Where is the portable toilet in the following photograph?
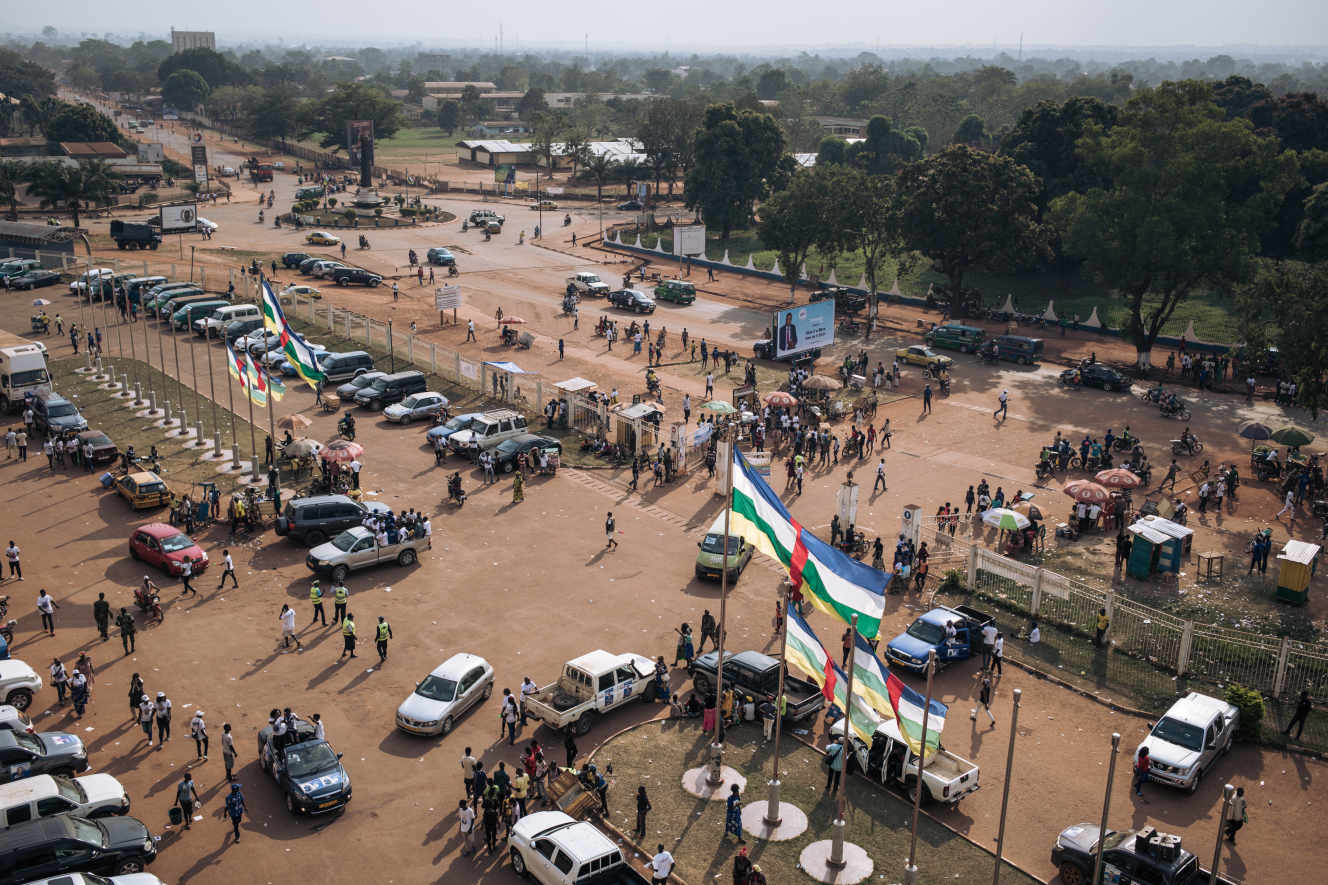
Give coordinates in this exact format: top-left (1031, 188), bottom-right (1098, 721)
top-left (1126, 522), bottom-right (1168, 579)
top-left (1276, 539), bottom-right (1321, 605)
top-left (1136, 515), bottom-right (1194, 572)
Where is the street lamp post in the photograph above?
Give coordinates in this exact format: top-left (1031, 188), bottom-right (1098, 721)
top-left (991, 688), bottom-right (1022, 885)
top-left (1211, 784), bottom-right (1235, 884)
top-left (1092, 734), bottom-right (1122, 885)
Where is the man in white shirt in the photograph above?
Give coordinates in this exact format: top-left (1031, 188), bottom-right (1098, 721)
top-left (519, 676), bottom-right (538, 726)
top-left (217, 549), bottom-right (238, 589)
top-left (650, 845), bottom-right (675, 884)
top-left (457, 798), bottom-right (477, 856)
top-left (421, 517), bottom-right (432, 538)
top-left (279, 603), bottom-right (301, 650)
top-left (179, 558), bottom-right (196, 597)
top-left (5, 541), bottom-right (21, 580)
top-left (980, 622), bottom-right (998, 669)
top-left (348, 458), bottom-right (362, 490)
top-left (36, 588), bottom-right (58, 635)
top-left (312, 713), bottom-right (325, 741)
top-left (992, 632), bottom-right (1005, 675)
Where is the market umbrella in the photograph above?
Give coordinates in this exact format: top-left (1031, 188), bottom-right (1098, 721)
top-left (277, 414), bottom-right (312, 431)
top-left (802, 375), bottom-right (843, 391)
top-left (320, 439), bottom-right (364, 462)
top-left (1010, 500), bottom-right (1045, 521)
top-left (284, 438), bottom-right (322, 458)
top-left (983, 507), bottom-right (1030, 531)
top-left (31, 298), bottom-right (51, 306)
top-left (1095, 468), bottom-right (1143, 489)
top-left (499, 316), bottom-right (527, 325)
top-left (702, 400), bottom-right (737, 414)
top-left (765, 391), bottom-right (798, 408)
top-left (1271, 426), bottom-right (1315, 448)
top-left (1237, 421), bottom-right (1272, 441)
top-left (1063, 479), bottom-right (1111, 504)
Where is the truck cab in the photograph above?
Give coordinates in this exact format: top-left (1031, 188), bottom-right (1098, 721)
top-left (1053, 823), bottom-right (1204, 885)
top-left (508, 811), bottom-right (649, 885)
top-left (885, 605), bottom-right (993, 673)
top-left (1136, 692), bottom-right (1238, 793)
top-left (523, 651), bottom-right (655, 735)
top-left (846, 717), bottom-right (980, 806)
top-left (0, 332), bottom-right (51, 413)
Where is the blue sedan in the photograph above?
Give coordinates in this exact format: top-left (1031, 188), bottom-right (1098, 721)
top-left (425, 412), bottom-right (483, 447)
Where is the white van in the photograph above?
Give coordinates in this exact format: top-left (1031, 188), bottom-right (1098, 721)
top-left (0, 773), bottom-right (130, 826)
top-left (196, 303), bottom-right (261, 338)
top-left (447, 409), bottom-right (530, 456)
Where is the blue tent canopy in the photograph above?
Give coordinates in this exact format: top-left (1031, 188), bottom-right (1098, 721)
top-left (483, 360), bottom-right (526, 374)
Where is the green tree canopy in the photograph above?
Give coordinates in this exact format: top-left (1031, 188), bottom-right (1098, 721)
top-left (243, 85), bottom-right (301, 143)
top-left (158, 48), bottom-right (247, 89)
top-left (816, 136), bottom-right (848, 166)
top-left (299, 83), bottom-right (403, 151)
top-left (1295, 182), bottom-right (1328, 261)
top-left (1000, 96), bottom-right (1118, 208)
top-left (897, 145), bottom-right (1046, 313)
top-left (685, 103), bottom-right (790, 241)
top-left (0, 49), bottom-right (56, 100)
top-left (848, 116), bottom-right (923, 174)
top-left (759, 164), bottom-right (840, 298)
top-left (26, 160), bottom-right (115, 229)
top-left (1237, 261), bottom-right (1328, 417)
top-left (437, 100), bottom-right (460, 134)
top-left (952, 114), bottom-right (987, 146)
top-left (516, 88), bottom-right (547, 120)
top-left (1050, 81), bottom-right (1300, 365)
top-left (43, 100), bottom-right (124, 146)
top-left (162, 69), bottom-right (210, 111)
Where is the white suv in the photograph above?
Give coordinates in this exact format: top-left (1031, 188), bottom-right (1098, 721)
top-left (566, 272), bottom-right (610, 297)
top-left (0, 661), bottom-right (43, 712)
top-left (0, 773), bottom-right (131, 826)
top-left (447, 410), bottom-right (529, 456)
top-left (1137, 692), bottom-right (1238, 793)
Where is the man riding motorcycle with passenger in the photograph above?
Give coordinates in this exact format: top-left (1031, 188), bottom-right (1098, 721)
top-left (338, 411), bottom-right (356, 441)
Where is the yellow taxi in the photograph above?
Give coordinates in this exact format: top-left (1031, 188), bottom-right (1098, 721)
top-left (530, 199), bottom-right (558, 210)
top-left (894, 344), bottom-right (954, 371)
top-left (305, 231), bottom-right (341, 246)
top-left (281, 284), bottom-right (322, 300)
top-left (115, 471), bottom-right (171, 510)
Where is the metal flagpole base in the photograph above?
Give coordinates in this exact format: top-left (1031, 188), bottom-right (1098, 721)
top-left (829, 818), bottom-right (846, 869)
top-left (706, 742), bottom-right (725, 786)
top-left (742, 783), bottom-right (807, 842)
top-left (798, 833), bottom-right (873, 884)
top-left (680, 762), bottom-right (745, 801)
top-left (763, 780), bottom-right (782, 826)
top-left (904, 864), bottom-right (919, 885)
top-left (213, 432), bottom-right (222, 457)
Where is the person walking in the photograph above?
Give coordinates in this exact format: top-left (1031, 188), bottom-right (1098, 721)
top-left (224, 782), bottom-right (247, 841)
top-left (216, 549), bottom-right (238, 589)
top-left (178, 558), bottom-right (196, 597)
top-left (190, 710), bottom-right (209, 760)
top-left (461, 747), bottom-right (479, 800)
top-left (457, 798), bottom-right (478, 856)
top-left (634, 785), bottom-right (651, 840)
top-left (137, 693), bottom-right (155, 746)
top-left (279, 604), bottom-right (302, 650)
top-left (605, 512), bottom-right (618, 550)
top-left (1224, 786), bottom-right (1247, 843)
top-left (155, 691), bottom-right (172, 744)
top-left (481, 784), bottom-right (501, 854)
top-left (15, 430), bottom-right (26, 462)
top-left (993, 389), bottom-right (1008, 420)
top-left (511, 766), bottom-right (530, 817)
top-left (922, 383), bottom-right (932, 414)
top-left (992, 632), bottom-right (1004, 675)
top-left (466, 319), bottom-right (476, 342)
top-left (50, 658), bottom-right (68, 704)
top-left (873, 458), bottom-right (887, 492)
top-left (1161, 459), bottom-right (1180, 492)
top-left (375, 615), bottom-right (393, 662)
top-left (1277, 488), bottom-right (1296, 521)
top-left (68, 669), bottom-right (89, 718)
top-left (175, 773), bottom-right (200, 831)
top-left (980, 620), bottom-right (997, 669)
top-left (116, 608), bottom-right (136, 654)
top-left (1285, 689), bottom-right (1313, 739)
top-left (502, 691), bottom-right (519, 745)
top-left (724, 783), bottom-right (745, 843)
top-left (310, 580), bottom-right (327, 626)
top-left (650, 844), bottom-right (674, 884)
top-left (36, 588), bottom-right (59, 635)
top-left (1132, 746), bottom-right (1151, 799)
top-left (339, 612), bottom-right (357, 660)
top-left (221, 723), bottom-right (237, 780)
top-left (92, 592), bottom-right (111, 641)
top-left (332, 580), bottom-right (349, 624)
top-left (824, 735), bottom-right (845, 794)
top-left (564, 731), bottom-right (578, 769)
top-left (975, 673), bottom-right (996, 726)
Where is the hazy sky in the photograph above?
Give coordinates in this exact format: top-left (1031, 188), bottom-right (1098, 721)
top-left (11, 0), bottom-right (1328, 51)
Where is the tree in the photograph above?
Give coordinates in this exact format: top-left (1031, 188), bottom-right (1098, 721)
top-left (897, 145), bottom-right (1046, 314)
top-left (848, 116), bottom-right (923, 175)
top-left (816, 136), bottom-right (848, 166)
top-left (437, 101), bottom-right (460, 135)
top-left (459, 85), bottom-right (485, 126)
top-left (638, 99), bottom-right (678, 201)
top-left (162, 69), bottom-right (210, 111)
top-left (1051, 82), bottom-right (1300, 367)
top-left (759, 166), bottom-right (838, 300)
top-left (0, 161), bottom-right (26, 221)
top-left (1296, 182), bottom-right (1328, 260)
top-left (685, 104), bottom-right (789, 241)
top-left (299, 83), bottom-right (403, 151)
top-left (756, 68), bottom-right (790, 101)
top-left (244, 85), bottom-right (300, 144)
top-left (0, 50), bottom-right (56, 100)
top-left (530, 112), bottom-right (563, 171)
top-left (1250, 93), bottom-right (1328, 153)
top-left (516, 88), bottom-right (548, 121)
top-left (581, 151), bottom-right (617, 238)
top-left (43, 101), bottom-right (124, 146)
top-left (1237, 261), bottom-right (1328, 417)
top-left (158, 48), bottom-right (247, 89)
top-left (837, 168), bottom-right (911, 335)
top-left (1000, 97), bottom-right (1119, 208)
top-left (952, 114), bottom-right (987, 146)
top-left (27, 160), bottom-right (115, 229)
top-left (1212, 75), bottom-right (1272, 120)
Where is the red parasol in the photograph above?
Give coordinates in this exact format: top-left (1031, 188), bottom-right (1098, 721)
top-left (320, 439), bottom-right (364, 462)
top-left (1062, 479), bottom-right (1111, 504)
top-left (765, 391), bottom-right (798, 407)
top-left (1095, 468), bottom-right (1143, 489)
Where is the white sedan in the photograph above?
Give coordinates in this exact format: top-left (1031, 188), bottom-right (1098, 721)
top-left (383, 392), bottom-right (449, 424)
top-left (395, 653), bottom-right (494, 736)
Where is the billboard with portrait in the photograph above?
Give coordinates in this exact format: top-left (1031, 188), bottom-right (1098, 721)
top-left (773, 300), bottom-right (834, 358)
top-left (160, 203), bottom-right (198, 233)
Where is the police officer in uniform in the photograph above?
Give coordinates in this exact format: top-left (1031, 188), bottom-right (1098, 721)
top-left (332, 581), bottom-right (349, 624)
top-left (339, 613), bottom-right (357, 660)
top-left (310, 580), bottom-right (326, 626)
top-left (375, 616), bottom-right (393, 662)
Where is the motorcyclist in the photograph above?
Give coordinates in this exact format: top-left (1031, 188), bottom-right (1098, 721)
top-left (563, 213), bottom-right (571, 226)
top-left (448, 472), bottom-right (465, 504)
top-left (1180, 427), bottom-right (1197, 453)
top-left (448, 264), bottom-right (459, 277)
top-left (338, 412), bottom-right (356, 439)
top-left (1104, 428), bottom-right (1115, 452)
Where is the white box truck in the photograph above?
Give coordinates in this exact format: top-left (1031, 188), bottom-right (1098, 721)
top-left (0, 331), bottom-right (52, 413)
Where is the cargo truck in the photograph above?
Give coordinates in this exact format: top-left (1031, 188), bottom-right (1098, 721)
top-left (0, 331), bottom-right (52, 413)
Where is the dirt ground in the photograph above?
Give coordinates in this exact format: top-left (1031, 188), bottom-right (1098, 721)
top-left (3, 112), bottom-right (1326, 885)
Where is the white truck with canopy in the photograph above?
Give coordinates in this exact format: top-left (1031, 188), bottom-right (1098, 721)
top-left (0, 331), bottom-right (51, 413)
top-left (522, 650), bottom-right (656, 735)
top-left (841, 716), bottom-right (980, 806)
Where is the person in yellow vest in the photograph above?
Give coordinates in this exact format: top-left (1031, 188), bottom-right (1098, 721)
top-left (338, 612), bottom-right (357, 660)
top-left (309, 580), bottom-right (326, 626)
top-left (1094, 608), bottom-right (1110, 648)
top-left (332, 581), bottom-right (349, 624)
top-left (510, 766), bottom-right (530, 817)
top-left (375, 616), bottom-right (393, 663)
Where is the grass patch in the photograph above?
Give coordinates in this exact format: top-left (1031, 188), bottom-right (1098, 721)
top-left (593, 721), bottom-right (1039, 885)
top-left (647, 230), bottom-right (1241, 343)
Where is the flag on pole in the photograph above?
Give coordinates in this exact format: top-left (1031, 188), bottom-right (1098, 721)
top-left (784, 607), bottom-right (837, 701)
top-left (851, 629), bottom-right (894, 718)
top-left (225, 341), bottom-right (249, 390)
top-left (729, 449), bottom-right (888, 637)
top-left (245, 357), bottom-right (268, 408)
top-left (827, 659), bottom-right (883, 744)
top-left (264, 367), bottom-right (286, 402)
top-left (260, 279), bottom-right (326, 388)
top-left (886, 671), bottom-right (948, 758)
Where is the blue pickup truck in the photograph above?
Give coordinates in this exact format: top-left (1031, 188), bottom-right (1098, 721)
top-left (885, 604), bottom-right (994, 674)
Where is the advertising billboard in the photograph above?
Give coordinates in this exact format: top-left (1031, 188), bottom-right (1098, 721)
top-left (773, 300), bottom-right (835, 359)
top-left (160, 203), bottom-right (198, 233)
top-left (190, 142), bottom-right (208, 185)
top-left (674, 224), bottom-right (706, 256)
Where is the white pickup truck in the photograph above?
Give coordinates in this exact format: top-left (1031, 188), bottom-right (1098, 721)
top-left (843, 717), bottom-right (980, 807)
top-left (509, 811), bottom-right (649, 885)
top-left (523, 650), bottom-right (656, 735)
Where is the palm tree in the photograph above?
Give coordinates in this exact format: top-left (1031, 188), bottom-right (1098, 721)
top-left (0, 161), bottom-right (26, 221)
top-left (581, 151), bottom-right (618, 242)
top-left (27, 160), bottom-right (115, 229)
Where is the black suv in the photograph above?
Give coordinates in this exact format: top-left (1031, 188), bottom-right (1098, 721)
top-left (608, 288), bottom-right (656, 314)
top-left (0, 731), bottom-right (89, 782)
top-left (1078, 363), bottom-right (1130, 393)
top-left (1052, 823), bottom-right (1201, 885)
top-left (275, 494), bottom-right (389, 546)
top-left (331, 267), bottom-right (383, 287)
top-left (282, 251), bottom-right (313, 268)
top-left (0, 815), bottom-right (158, 883)
top-left (809, 286), bottom-right (868, 314)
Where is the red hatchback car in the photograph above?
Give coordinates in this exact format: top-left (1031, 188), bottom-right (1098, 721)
top-left (128, 523), bottom-right (209, 577)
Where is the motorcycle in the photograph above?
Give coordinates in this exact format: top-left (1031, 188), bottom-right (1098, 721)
top-left (1160, 401), bottom-right (1192, 421)
top-left (1035, 458), bottom-right (1055, 482)
top-left (447, 473), bottom-right (467, 507)
top-left (563, 214), bottom-right (572, 227)
top-left (1111, 433), bottom-right (1140, 452)
top-left (448, 264), bottom-right (459, 277)
top-left (938, 376), bottom-right (951, 396)
top-left (1058, 369), bottom-right (1081, 387)
top-left (134, 586), bottom-right (163, 623)
top-left (484, 230), bottom-right (492, 242)
top-left (358, 235), bottom-right (370, 249)
top-left (337, 414), bottom-right (357, 441)
top-left (839, 529), bottom-right (868, 560)
top-left (1140, 386), bottom-right (1167, 404)
top-left (1171, 437), bottom-right (1204, 456)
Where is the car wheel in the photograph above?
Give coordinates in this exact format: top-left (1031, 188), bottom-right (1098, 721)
top-left (331, 565), bottom-right (349, 584)
top-left (1018, 356), bottom-right (1028, 365)
top-left (286, 793), bottom-right (296, 813)
top-left (575, 711), bottom-right (596, 736)
top-left (511, 847), bottom-right (529, 878)
top-left (337, 278), bottom-right (348, 286)
top-left (692, 674), bottom-right (713, 696)
top-left (482, 682), bottom-right (493, 700)
top-left (304, 530), bottom-right (327, 547)
top-left (5, 689), bottom-right (32, 711)
top-left (441, 716), bottom-right (454, 735)
top-left (130, 545), bottom-right (140, 560)
top-left (1058, 863), bottom-right (1086, 885)
top-left (397, 549), bottom-right (417, 567)
top-left (115, 858), bottom-right (146, 875)
top-left (502, 460), bottom-right (514, 474)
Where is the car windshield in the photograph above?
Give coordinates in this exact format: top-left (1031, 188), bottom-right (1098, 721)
top-left (138, 480), bottom-right (165, 493)
top-left (368, 377), bottom-right (389, 391)
top-left (86, 433), bottom-right (111, 446)
top-left (56, 775), bottom-right (86, 804)
top-left (160, 533), bottom-right (195, 553)
top-left (1152, 716), bottom-right (1205, 751)
top-left (47, 403), bottom-right (78, 418)
top-left (349, 375), bottom-right (377, 389)
top-left (442, 416), bottom-right (471, 432)
top-left (906, 620), bottom-right (946, 644)
top-left (401, 396), bottom-right (423, 408)
top-left (69, 816), bottom-right (108, 848)
top-left (701, 533), bottom-right (741, 555)
top-left (330, 531), bottom-right (361, 552)
top-left (14, 732), bottom-right (41, 753)
top-left (416, 675), bottom-right (458, 702)
top-left (496, 440), bottom-right (521, 455)
top-left (284, 742), bottom-right (338, 779)
top-left (11, 368), bottom-right (48, 386)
